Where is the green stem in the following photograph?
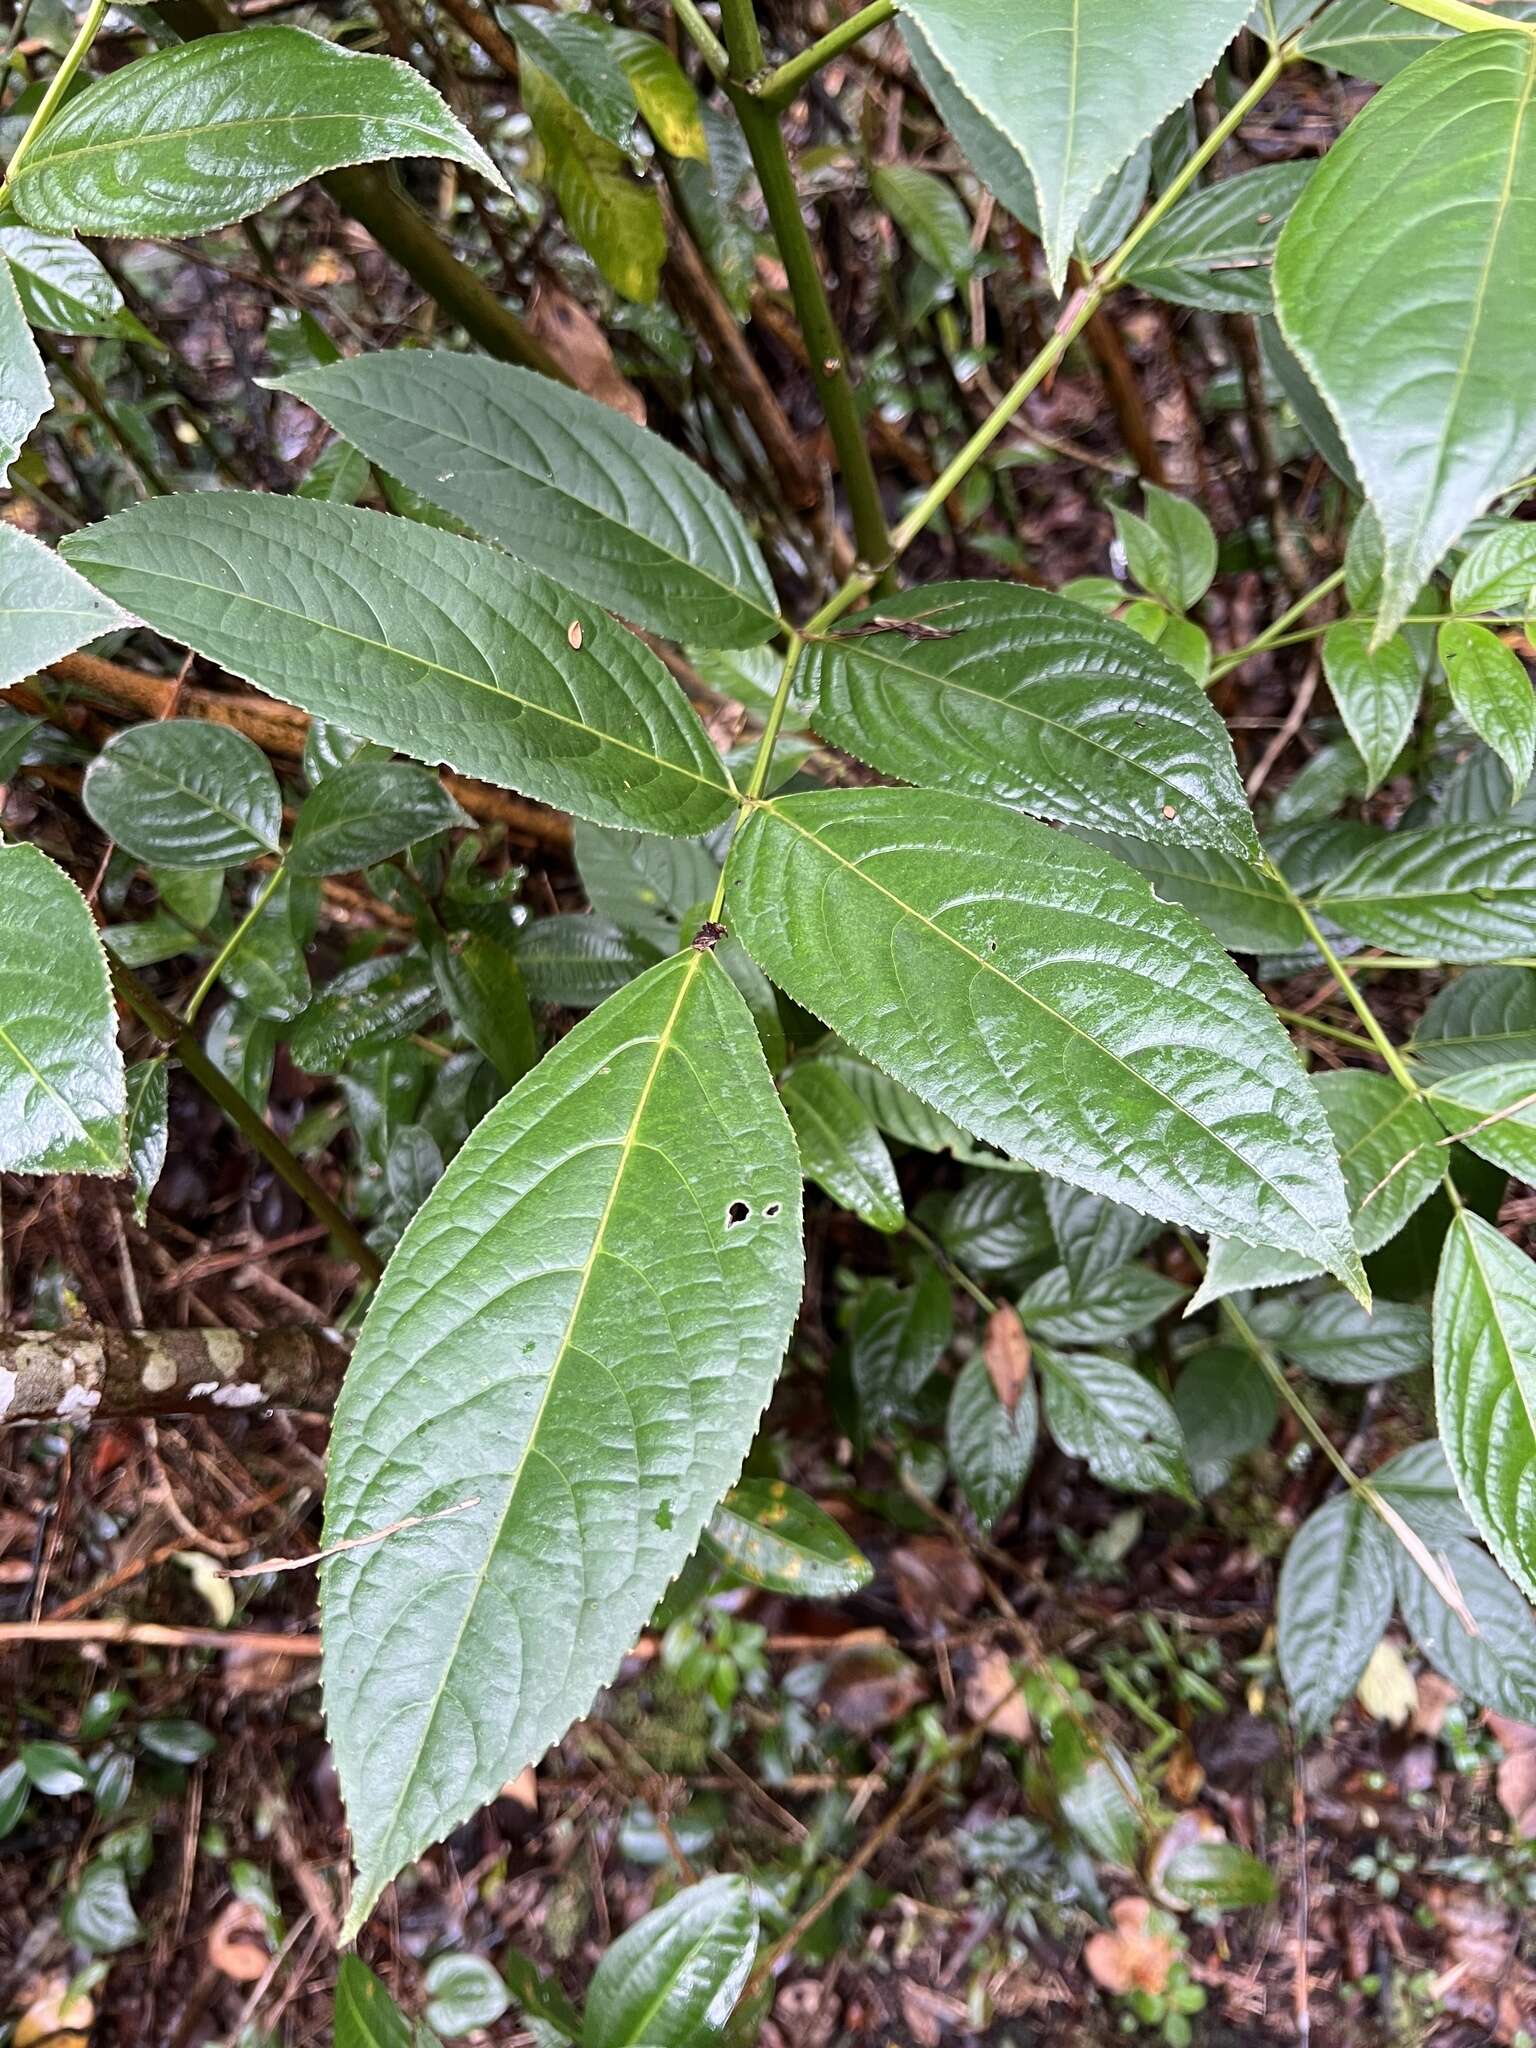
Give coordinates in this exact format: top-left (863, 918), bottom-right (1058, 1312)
top-left (1208, 567), bottom-right (1348, 681)
top-left (903, 1217), bottom-right (996, 1315)
top-left (718, 0), bottom-right (892, 569)
top-left (114, 962), bottom-right (383, 1283)
top-left (755, 0), bottom-right (897, 108)
top-left (1266, 862), bottom-right (1421, 1096)
top-left (670, 0), bottom-right (731, 79)
top-left (184, 860), bottom-right (287, 1025)
top-left (0, 0), bottom-right (108, 210)
top-left (1273, 1007), bottom-right (1379, 1054)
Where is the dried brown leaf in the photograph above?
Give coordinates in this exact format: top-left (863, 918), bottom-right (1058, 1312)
top-left (983, 1304), bottom-right (1031, 1415)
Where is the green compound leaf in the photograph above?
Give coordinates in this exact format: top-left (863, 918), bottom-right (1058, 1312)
top-left (727, 788), bottom-right (1362, 1294)
top-left (804, 584), bottom-right (1256, 860)
top-left (62, 495), bottom-right (735, 838)
top-left (1278, 1492), bottom-right (1395, 1738)
top-left (0, 522), bottom-right (128, 690)
top-left (0, 844), bottom-right (126, 1176)
top-left (1275, 31), bottom-right (1536, 638)
top-left (583, 1873), bottom-right (757, 2048)
top-left (1119, 161), bottom-right (1313, 313)
top-left (705, 1479), bottom-right (874, 1598)
top-left (947, 1354), bottom-right (1038, 1532)
top-left (1308, 826), bottom-right (1536, 962)
top-left (895, 0), bottom-right (1253, 292)
top-left (270, 352), bottom-right (780, 647)
top-left (321, 951), bottom-right (802, 1936)
top-left (1434, 1210), bottom-right (1536, 1601)
top-left (9, 27), bottom-right (502, 238)
top-left (83, 723), bottom-right (283, 871)
top-left (1439, 621), bottom-right (1536, 795)
top-left (781, 1062), bottom-right (904, 1234)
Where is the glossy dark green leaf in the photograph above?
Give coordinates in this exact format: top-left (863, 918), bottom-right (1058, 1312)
top-left (1398, 1534), bottom-right (1536, 1719)
top-left (728, 789), bottom-right (1361, 1292)
top-left (1277, 1493), bottom-right (1395, 1737)
top-left (1173, 1345), bottom-right (1278, 1495)
top-left (0, 844), bottom-right (125, 1175)
top-left (1451, 520), bottom-right (1536, 613)
top-left (1309, 826), bottom-right (1536, 962)
top-left (271, 353), bottom-right (780, 646)
top-left (0, 522), bottom-right (128, 690)
top-left (503, 5), bottom-right (636, 150)
top-left (1017, 1262), bottom-right (1187, 1346)
top-left (1041, 1178), bottom-right (1160, 1291)
top-left (1322, 622), bottom-right (1420, 794)
top-left (705, 1479), bottom-right (874, 1597)
top-left (947, 1354), bottom-right (1037, 1531)
top-left (782, 1063), bottom-right (903, 1233)
top-left (895, 0), bottom-right (1253, 290)
top-left (125, 1058), bottom-right (168, 1228)
top-left (1161, 1839), bottom-right (1276, 1910)
top-left (806, 585), bottom-right (1255, 859)
top-left (423, 1955), bottom-right (509, 2037)
top-left (430, 932), bottom-right (537, 1087)
top-left (575, 823), bottom-right (719, 949)
top-left (1080, 832), bottom-right (1307, 954)
top-left (289, 953), bottom-right (440, 1072)
top-left (517, 914), bottom-right (656, 1011)
top-left (1412, 966), bottom-right (1536, 1076)
top-left (322, 951), bottom-right (802, 1934)
top-left (21, 1740), bottom-right (90, 1795)
top-left (289, 760), bottom-right (468, 877)
top-left (583, 1873), bottom-right (756, 2048)
top-left (1434, 1211), bottom-right (1536, 1601)
top-left (10, 27), bottom-right (502, 237)
top-left (1440, 621), bottom-right (1536, 793)
top-left (0, 252), bottom-right (49, 480)
top-left (61, 1858), bottom-right (142, 1955)
top-left (871, 162), bottom-right (976, 283)
top-left (83, 723), bottom-right (282, 871)
top-left (1039, 1350), bottom-right (1191, 1498)
top-left (0, 1760), bottom-right (27, 1840)
top-left (816, 1052), bottom-right (1010, 1167)
top-left (1120, 162), bottom-right (1313, 312)
top-left (933, 1170), bottom-right (1053, 1273)
top-left (1048, 1721), bottom-right (1140, 1866)
top-left (0, 227), bottom-right (152, 339)
top-left (1275, 1292), bottom-right (1430, 1384)
top-left (851, 1261), bottom-right (952, 1424)
top-left (62, 496), bottom-right (736, 837)
top-left (1274, 31), bottom-right (1536, 637)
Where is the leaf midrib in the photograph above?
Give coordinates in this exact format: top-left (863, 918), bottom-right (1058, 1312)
top-left (0, 1016), bottom-right (119, 1169)
top-left (69, 545), bottom-right (732, 800)
top-left (20, 108), bottom-right (459, 186)
top-left (355, 949), bottom-right (704, 1895)
top-left (759, 802), bottom-right (1342, 1260)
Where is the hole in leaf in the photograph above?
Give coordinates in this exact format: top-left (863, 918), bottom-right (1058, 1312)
top-left (726, 1200), bottom-right (750, 1227)
top-left (764, 1202), bottom-right (782, 1219)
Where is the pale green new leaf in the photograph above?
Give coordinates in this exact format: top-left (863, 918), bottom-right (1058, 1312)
top-left (1278, 1493), bottom-right (1395, 1737)
top-left (61, 496), bottom-right (736, 837)
top-left (895, 0), bottom-right (1253, 290)
top-left (782, 1063), bottom-right (904, 1233)
top-left (1039, 1350), bottom-right (1191, 1498)
top-left (0, 845), bottom-right (125, 1175)
top-left (727, 789), bottom-right (1362, 1292)
top-left (0, 228), bottom-right (152, 340)
top-left (321, 951), bottom-right (802, 1934)
top-left (1453, 520), bottom-right (1536, 614)
top-left (0, 253), bottom-right (49, 481)
top-left (1439, 621), bottom-right (1536, 794)
top-left (1274, 31), bottom-right (1536, 638)
top-left (1119, 162), bottom-right (1313, 313)
top-left (583, 1874), bottom-right (756, 2047)
top-left (0, 523), bottom-right (127, 689)
top-left (1322, 621), bottom-right (1420, 794)
top-left (270, 352), bottom-right (780, 646)
top-left (609, 29), bottom-right (708, 162)
top-left (805, 584), bottom-right (1256, 859)
top-left (1309, 826), bottom-right (1536, 961)
top-left (83, 724), bottom-right (283, 871)
top-left (1398, 1534), bottom-right (1536, 1720)
top-left (1434, 1211), bottom-right (1536, 1602)
top-left (947, 1355), bottom-right (1037, 1533)
top-left (10, 27), bottom-right (501, 238)
top-left (1113, 486), bottom-right (1217, 615)
top-left (1428, 1058), bottom-right (1536, 1179)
